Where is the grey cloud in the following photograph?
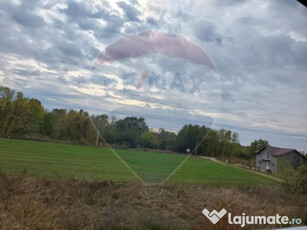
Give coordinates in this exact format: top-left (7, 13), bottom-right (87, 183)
top-left (0, 0), bottom-right (307, 150)
top-left (12, 9), bottom-right (44, 28)
top-left (215, 0), bottom-right (246, 6)
top-left (146, 16), bottom-right (157, 25)
top-left (292, 41), bottom-right (307, 66)
top-left (117, 1), bottom-right (141, 22)
top-left (221, 92), bottom-right (235, 103)
top-left (236, 16), bottom-right (263, 27)
top-left (97, 15), bottom-right (125, 39)
top-left (56, 42), bottom-right (83, 58)
top-left (74, 17), bottom-right (101, 31)
top-left (61, 1), bottom-right (106, 19)
top-left (4, 2), bottom-right (45, 28)
top-left (174, 10), bottom-right (192, 21)
top-left (194, 20), bottom-right (223, 45)
top-left (11, 69), bottom-right (41, 76)
top-left (111, 105), bottom-right (214, 132)
top-left (0, 2), bottom-right (102, 71)
top-left (61, 1), bottom-right (125, 39)
top-left (73, 75), bottom-right (117, 87)
top-left (62, 1), bottom-right (89, 17)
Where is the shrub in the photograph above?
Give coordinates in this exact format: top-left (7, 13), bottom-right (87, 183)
top-left (278, 161), bottom-right (307, 194)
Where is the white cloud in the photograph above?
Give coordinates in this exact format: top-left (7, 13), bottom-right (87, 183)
top-left (0, 0), bottom-right (306, 150)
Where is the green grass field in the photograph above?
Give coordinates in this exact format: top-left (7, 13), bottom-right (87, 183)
top-left (0, 138), bottom-right (277, 186)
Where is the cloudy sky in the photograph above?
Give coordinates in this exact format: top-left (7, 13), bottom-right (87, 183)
top-left (0, 0), bottom-right (306, 151)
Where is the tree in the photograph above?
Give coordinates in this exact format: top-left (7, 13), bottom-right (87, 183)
top-left (278, 161), bottom-right (307, 194)
top-left (0, 87), bottom-right (15, 136)
top-left (175, 124), bottom-right (208, 154)
top-left (203, 129), bottom-right (219, 157)
top-left (41, 112), bottom-right (53, 136)
top-left (25, 98), bottom-right (44, 134)
top-left (158, 128), bottom-right (176, 150)
top-left (0, 87), bottom-right (44, 137)
top-left (102, 116), bottom-right (116, 144)
top-left (91, 114), bottom-right (108, 145)
top-left (50, 109), bottom-right (67, 140)
top-left (141, 131), bottom-right (160, 148)
top-left (250, 139), bottom-right (269, 154)
top-left (115, 117), bottom-right (149, 148)
top-left (1, 86), bottom-right (269, 154)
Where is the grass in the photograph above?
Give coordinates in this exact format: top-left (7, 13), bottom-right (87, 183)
top-left (0, 138), bottom-right (136, 181)
top-left (168, 157), bottom-right (277, 186)
top-left (0, 173), bottom-right (306, 230)
top-left (116, 149), bottom-right (186, 183)
top-left (0, 138), bottom-right (277, 185)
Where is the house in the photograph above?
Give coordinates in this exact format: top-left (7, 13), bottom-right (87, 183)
top-left (255, 145), bottom-right (305, 173)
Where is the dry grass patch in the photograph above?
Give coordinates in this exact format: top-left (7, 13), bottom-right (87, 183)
top-left (0, 172), bottom-right (306, 230)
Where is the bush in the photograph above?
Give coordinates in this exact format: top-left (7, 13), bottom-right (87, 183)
top-left (120, 141), bottom-right (130, 149)
top-left (278, 162), bottom-right (307, 194)
top-left (297, 165), bottom-right (307, 193)
top-left (233, 151), bottom-right (253, 160)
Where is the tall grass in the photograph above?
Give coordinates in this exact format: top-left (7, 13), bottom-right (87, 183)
top-left (0, 172), bottom-right (306, 230)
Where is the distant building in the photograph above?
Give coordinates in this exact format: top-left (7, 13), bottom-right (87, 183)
top-left (255, 145), bottom-right (305, 173)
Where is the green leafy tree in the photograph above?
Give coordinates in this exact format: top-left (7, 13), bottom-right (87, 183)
top-left (158, 128), bottom-right (176, 150)
top-left (0, 87), bottom-right (15, 136)
top-left (41, 112), bottom-right (53, 136)
top-left (102, 116), bottom-right (116, 144)
top-left (175, 124), bottom-right (209, 154)
top-left (278, 161), bottom-right (307, 194)
top-left (250, 139), bottom-right (269, 154)
top-left (115, 117), bottom-right (149, 148)
top-left (0, 87), bottom-right (44, 137)
top-left (141, 131), bottom-right (160, 148)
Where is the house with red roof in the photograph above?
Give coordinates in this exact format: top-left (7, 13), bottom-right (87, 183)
top-left (255, 145), bottom-right (305, 173)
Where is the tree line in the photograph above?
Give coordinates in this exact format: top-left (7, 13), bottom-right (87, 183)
top-left (0, 86), bottom-right (268, 158)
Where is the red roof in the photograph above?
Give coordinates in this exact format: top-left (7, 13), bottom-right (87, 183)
top-left (256, 145), bottom-right (305, 157)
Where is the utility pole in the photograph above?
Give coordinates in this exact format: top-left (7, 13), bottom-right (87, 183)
top-left (96, 116), bottom-right (102, 146)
